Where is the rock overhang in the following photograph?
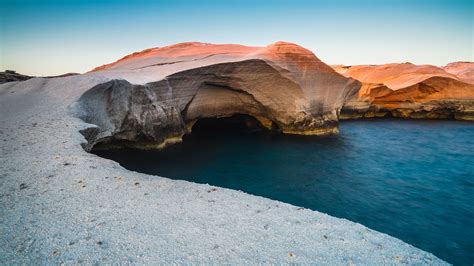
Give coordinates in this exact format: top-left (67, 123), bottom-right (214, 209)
top-left (76, 42), bottom-right (360, 149)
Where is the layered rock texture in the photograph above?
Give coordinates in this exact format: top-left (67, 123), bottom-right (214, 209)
top-left (78, 42), bottom-right (359, 149)
top-left (333, 62), bottom-right (474, 120)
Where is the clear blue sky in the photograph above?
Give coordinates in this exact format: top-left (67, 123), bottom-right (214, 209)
top-left (1, 0), bottom-right (472, 76)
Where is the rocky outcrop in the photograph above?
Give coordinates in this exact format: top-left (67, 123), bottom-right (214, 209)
top-left (332, 63), bottom-right (474, 120)
top-left (0, 70), bottom-right (33, 84)
top-left (0, 71), bottom-right (79, 84)
top-left (443, 62), bottom-right (474, 84)
top-left (77, 42), bottom-right (359, 150)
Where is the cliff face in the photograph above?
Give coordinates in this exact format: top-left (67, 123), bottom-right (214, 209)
top-left (78, 42), bottom-right (359, 149)
top-left (332, 63), bottom-right (474, 120)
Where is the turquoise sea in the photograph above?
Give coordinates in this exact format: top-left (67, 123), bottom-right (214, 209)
top-left (94, 119), bottom-right (474, 265)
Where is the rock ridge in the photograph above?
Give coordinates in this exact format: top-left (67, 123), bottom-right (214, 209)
top-left (332, 63), bottom-right (474, 120)
top-left (77, 42), bottom-right (360, 149)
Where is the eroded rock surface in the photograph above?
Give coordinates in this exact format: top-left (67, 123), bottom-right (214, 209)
top-left (332, 63), bottom-right (474, 120)
top-left (77, 42), bottom-right (359, 149)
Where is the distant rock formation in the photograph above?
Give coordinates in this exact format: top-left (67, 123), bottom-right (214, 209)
top-left (0, 70), bottom-right (33, 84)
top-left (0, 70), bottom-right (80, 84)
top-left (443, 62), bottom-right (474, 84)
top-left (78, 42), bottom-right (360, 149)
top-left (332, 63), bottom-right (474, 120)
top-left (44, 73), bottom-right (80, 79)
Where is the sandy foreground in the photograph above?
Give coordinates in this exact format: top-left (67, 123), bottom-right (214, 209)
top-left (0, 75), bottom-right (446, 264)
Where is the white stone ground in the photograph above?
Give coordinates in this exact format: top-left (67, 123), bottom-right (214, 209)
top-left (0, 75), bottom-right (447, 264)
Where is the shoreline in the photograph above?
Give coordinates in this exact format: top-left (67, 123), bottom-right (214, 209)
top-left (0, 76), bottom-right (448, 264)
top-left (339, 115), bottom-right (474, 122)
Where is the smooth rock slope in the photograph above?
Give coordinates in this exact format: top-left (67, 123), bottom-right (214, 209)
top-left (332, 63), bottom-right (474, 120)
top-left (0, 42), bottom-right (446, 264)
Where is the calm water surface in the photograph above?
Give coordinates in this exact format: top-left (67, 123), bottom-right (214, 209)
top-left (94, 120), bottom-right (474, 265)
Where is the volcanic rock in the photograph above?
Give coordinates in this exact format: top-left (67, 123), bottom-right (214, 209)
top-left (333, 63), bottom-right (474, 120)
top-left (443, 62), bottom-right (474, 84)
top-left (78, 42), bottom-right (359, 149)
top-left (0, 42), bottom-right (449, 264)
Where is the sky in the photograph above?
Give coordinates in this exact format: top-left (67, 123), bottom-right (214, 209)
top-left (0, 0), bottom-right (472, 76)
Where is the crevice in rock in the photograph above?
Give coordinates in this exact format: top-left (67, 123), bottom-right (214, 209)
top-left (135, 53), bottom-right (234, 70)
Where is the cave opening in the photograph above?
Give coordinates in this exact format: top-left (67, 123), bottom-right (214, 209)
top-left (88, 114), bottom-right (279, 152)
top-left (184, 114), bottom-right (277, 141)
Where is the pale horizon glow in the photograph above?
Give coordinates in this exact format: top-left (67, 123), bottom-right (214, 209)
top-left (1, 0), bottom-right (473, 76)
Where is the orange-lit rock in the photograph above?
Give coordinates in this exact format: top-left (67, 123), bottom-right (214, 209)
top-left (443, 61), bottom-right (474, 84)
top-left (79, 42), bottom-right (359, 149)
top-left (332, 63), bottom-right (474, 120)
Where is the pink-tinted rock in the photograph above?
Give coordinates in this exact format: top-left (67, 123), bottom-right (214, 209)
top-left (79, 42), bottom-right (359, 149)
top-left (443, 61), bottom-right (474, 84)
top-left (332, 63), bottom-right (474, 120)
